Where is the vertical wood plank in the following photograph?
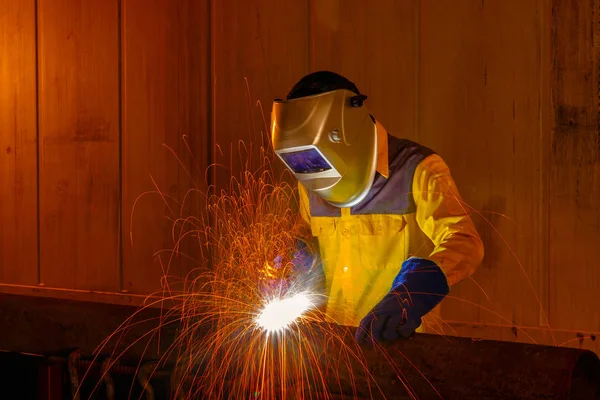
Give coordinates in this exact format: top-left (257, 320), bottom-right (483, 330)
top-left (420, 0), bottom-right (547, 328)
top-left (38, 0), bottom-right (120, 290)
top-left (122, 0), bottom-right (210, 294)
top-left (176, 0), bottom-right (211, 285)
top-left (211, 0), bottom-right (309, 190)
top-left (538, 0), bottom-right (552, 330)
top-left (309, 0), bottom-right (419, 140)
top-left (549, 0), bottom-right (600, 332)
top-left (0, 0), bottom-right (38, 285)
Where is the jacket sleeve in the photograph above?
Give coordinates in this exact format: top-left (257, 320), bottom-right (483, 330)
top-left (412, 154), bottom-right (484, 287)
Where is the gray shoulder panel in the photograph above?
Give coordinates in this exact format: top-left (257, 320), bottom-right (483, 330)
top-left (308, 134), bottom-right (436, 217)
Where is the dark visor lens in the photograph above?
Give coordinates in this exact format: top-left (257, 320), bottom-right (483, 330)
top-left (279, 148), bottom-right (332, 174)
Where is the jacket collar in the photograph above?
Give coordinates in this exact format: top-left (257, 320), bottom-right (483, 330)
top-left (375, 120), bottom-right (389, 179)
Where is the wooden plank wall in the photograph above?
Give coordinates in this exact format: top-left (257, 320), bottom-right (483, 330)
top-left (38, 0), bottom-right (121, 291)
top-left (0, 0), bottom-right (599, 353)
top-left (0, 0), bottom-right (38, 285)
top-left (121, 0), bottom-right (209, 295)
top-left (211, 0), bottom-right (308, 191)
top-left (418, 0), bottom-right (546, 342)
top-left (0, 0), bottom-right (210, 303)
top-left (309, 0), bottom-right (419, 141)
top-left (419, 0), bottom-right (549, 334)
top-left (549, 0), bottom-right (600, 339)
top-left (416, 0), bottom-right (599, 353)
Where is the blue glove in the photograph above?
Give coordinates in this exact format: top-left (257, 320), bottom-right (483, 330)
top-left (261, 240), bottom-right (316, 297)
top-left (288, 240), bottom-right (315, 276)
top-left (355, 257), bottom-right (450, 344)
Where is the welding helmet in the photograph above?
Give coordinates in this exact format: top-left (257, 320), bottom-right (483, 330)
top-left (270, 71), bottom-right (377, 208)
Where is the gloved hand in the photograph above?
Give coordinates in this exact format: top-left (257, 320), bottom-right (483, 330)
top-left (260, 240), bottom-right (316, 297)
top-left (355, 257), bottom-right (450, 344)
top-left (288, 240), bottom-right (315, 276)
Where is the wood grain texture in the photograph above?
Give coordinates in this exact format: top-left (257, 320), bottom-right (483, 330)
top-left (175, 0), bottom-right (211, 288)
top-left (549, 0), bottom-right (600, 332)
top-left (211, 0), bottom-right (309, 191)
top-left (309, 0), bottom-right (419, 140)
top-left (38, 0), bottom-right (120, 290)
top-left (420, 0), bottom-right (547, 328)
top-left (444, 322), bottom-right (600, 358)
top-left (0, 0), bottom-right (38, 284)
top-left (122, 0), bottom-right (210, 294)
top-left (1, 1), bottom-right (599, 350)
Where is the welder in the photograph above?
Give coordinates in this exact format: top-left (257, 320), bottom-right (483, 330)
top-left (269, 71), bottom-right (484, 344)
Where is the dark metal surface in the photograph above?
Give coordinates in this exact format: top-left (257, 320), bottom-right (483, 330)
top-left (0, 292), bottom-right (177, 363)
top-left (309, 323), bottom-right (600, 400)
top-left (1, 293), bottom-right (599, 399)
top-left (0, 293), bottom-right (176, 398)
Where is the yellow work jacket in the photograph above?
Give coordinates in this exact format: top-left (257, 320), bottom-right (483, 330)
top-left (298, 123), bottom-right (484, 327)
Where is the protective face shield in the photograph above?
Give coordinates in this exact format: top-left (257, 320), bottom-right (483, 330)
top-left (270, 89), bottom-right (377, 208)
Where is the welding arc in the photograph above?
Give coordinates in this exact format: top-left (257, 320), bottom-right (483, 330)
top-left (256, 292), bottom-right (314, 334)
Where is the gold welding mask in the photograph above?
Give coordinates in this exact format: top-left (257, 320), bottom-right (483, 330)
top-left (271, 89), bottom-right (377, 208)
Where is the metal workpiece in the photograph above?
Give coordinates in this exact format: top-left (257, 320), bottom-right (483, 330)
top-left (306, 323), bottom-right (600, 400)
top-left (2, 293), bottom-right (599, 399)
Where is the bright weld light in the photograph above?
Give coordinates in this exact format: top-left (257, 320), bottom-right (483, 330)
top-left (256, 292), bottom-right (313, 333)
